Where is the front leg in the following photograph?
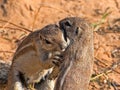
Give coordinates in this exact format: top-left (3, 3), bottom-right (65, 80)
top-left (52, 52), bottom-right (63, 67)
top-left (48, 66), bottom-right (60, 80)
top-left (41, 52), bottom-right (63, 69)
top-left (48, 54), bottom-right (63, 80)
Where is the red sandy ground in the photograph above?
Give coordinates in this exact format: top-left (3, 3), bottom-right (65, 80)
top-left (0, 0), bottom-right (120, 90)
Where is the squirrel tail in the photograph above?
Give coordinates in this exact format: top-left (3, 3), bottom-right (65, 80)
top-left (0, 60), bottom-right (11, 89)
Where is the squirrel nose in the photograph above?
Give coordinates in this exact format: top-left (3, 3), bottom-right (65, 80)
top-left (60, 45), bottom-right (67, 51)
top-left (61, 38), bottom-right (70, 51)
top-left (60, 37), bottom-right (70, 51)
top-left (60, 42), bottom-right (69, 52)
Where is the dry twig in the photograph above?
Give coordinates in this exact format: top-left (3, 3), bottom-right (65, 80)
top-left (91, 60), bottom-right (120, 81)
top-left (0, 19), bottom-right (32, 33)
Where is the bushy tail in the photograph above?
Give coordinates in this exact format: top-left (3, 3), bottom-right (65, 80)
top-left (0, 60), bottom-right (11, 89)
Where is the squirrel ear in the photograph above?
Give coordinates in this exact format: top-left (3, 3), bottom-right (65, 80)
top-left (64, 20), bottom-right (72, 27)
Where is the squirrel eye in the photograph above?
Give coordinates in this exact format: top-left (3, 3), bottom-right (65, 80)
top-left (75, 27), bottom-right (79, 35)
top-left (45, 39), bottom-right (51, 44)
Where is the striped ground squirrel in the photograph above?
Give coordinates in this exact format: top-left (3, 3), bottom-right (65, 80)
top-left (54, 17), bottom-right (93, 90)
top-left (7, 24), bottom-right (70, 90)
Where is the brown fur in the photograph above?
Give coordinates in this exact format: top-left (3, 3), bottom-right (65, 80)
top-left (7, 24), bottom-right (69, 90)
top-left (54, 17), bottom-right (94, 90)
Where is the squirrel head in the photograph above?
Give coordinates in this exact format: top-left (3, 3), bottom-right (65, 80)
top-left (39, 24), bottom-right (70, 52)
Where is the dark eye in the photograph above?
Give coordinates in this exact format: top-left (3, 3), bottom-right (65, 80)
top-left (45, 39), bottom-right (51, 44)
top-left (75, 27), bottom-right (79, 35)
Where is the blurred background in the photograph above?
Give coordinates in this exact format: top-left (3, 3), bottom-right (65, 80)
top-left (0, 0), bottom-right (120, 90)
